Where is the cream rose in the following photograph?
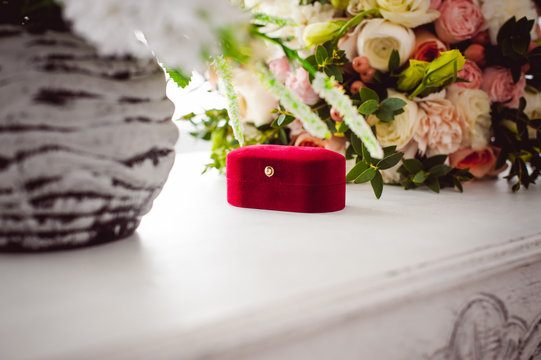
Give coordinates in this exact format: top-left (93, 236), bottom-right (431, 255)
top-left (446, 87), bottom-right (492, 149)
top-left (414, 91), bottom-right (468, 156)
top-left (377, 0), bottom-right (440, 29)
top-left (347, 0), bottom-right (378, 16)
top-left (233, 68), bottom-right (278, 127)
top-left (367, 91), bottom-right (420, 150)
top-left (356, 19), bottom-right (416, 71)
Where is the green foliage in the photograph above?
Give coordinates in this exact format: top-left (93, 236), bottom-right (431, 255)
top-left (165, 68), bottom-right (192, 88)
top-left (181, 108), bottom-right (292, 173)
top-left (346, 139), bottom-right (404, 199)
top-left (357, 87), bottom-right (406, 122)
top-left (305, 41), bottom-right (347, 82)
top-left (397, 155), bottom-right (473, 193)
top-left (494, 16), bottom-right (535, 82)
top-left (491, 98), bottom-right (541, 191)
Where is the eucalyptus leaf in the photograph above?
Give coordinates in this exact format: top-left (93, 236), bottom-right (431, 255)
top-left (371, 170), bottom-right (384, 199)
top-left (412, 170), bottom-right (427, 184)
top-left (359, 99), bottom-right (379, 115)
top-left (346, 161), bottom-right (369, 182)
top-left (377, 152), bottom-right (403, 170)
top-left (380, 97), bottom-right (407, 112)
top-left (388, 50), bottom-right (400, 73)
top-left (426, 178), bottom-right (441, 193)
top-left (428, 164), bottom-right (451, 177)
top-left (316, 45), bottom-right (329, 64)
top-left (360, 87), bottom-right (379, 103)
top-left (350, 133), bottom-right (363, 155)
top-left (355, 166), bottom-right (377, 183)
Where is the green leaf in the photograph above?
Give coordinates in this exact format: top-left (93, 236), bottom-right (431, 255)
top-left (359, 99), bottom-right (379, 115)
top-left (355, 166), bottom-right (377, 183)
top-left (166, 67), bottom-right (191, 88)
top-left (412, 170), bottom-right (427, 184)
top-left (428, 164), bottom-right (451, 177)
top-left (377, 152), bottom-right (403, 170)
top-left (316, 45), bottom-right (329, 64)
top-left (423, 155), bottom-right (447, 169)
top-left (361, 142), bottom-right (372, 163)
top-left (350, 133), bottom-right (363, 155)
top-left (272, 114), bottom-right (286, 128)
top-left (383, 146), bottom-right (397, 157)
top-left (346, 161), bottom-right (369, 182)
top-left (375, 107), bottom-right (394, 122)
top-left (426, 178), bottom-right (441, 193)
top-left (279, 128), bottom-right (288, 145)
top-left (371, 171), bottom-right (384, 199)
top-left (388, 50), bottom-right (400, 73)
top-left (380, 97), bottom-right (407, 112)
top-left (325, 65), bottom-right (343, 82)
top-left (360, 87), bottom-right (380, 103)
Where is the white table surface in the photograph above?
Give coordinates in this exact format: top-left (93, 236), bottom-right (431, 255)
top-left (1, 151), bottom-right (540, 360)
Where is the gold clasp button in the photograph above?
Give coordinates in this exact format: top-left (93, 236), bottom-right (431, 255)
top-left (264, 166), bottom-right (274, 177)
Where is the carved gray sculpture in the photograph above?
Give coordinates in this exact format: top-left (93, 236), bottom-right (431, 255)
top-left (431, 293), bottom-right (541, 360)
top-left (0, 25), bottom-right (178, 250)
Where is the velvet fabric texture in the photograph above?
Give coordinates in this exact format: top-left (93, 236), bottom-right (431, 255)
top-left (227, 145), bottom-right (346, 213)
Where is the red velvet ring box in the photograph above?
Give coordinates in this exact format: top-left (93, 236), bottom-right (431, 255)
top-left (226, 145), bottom-right (346, 213)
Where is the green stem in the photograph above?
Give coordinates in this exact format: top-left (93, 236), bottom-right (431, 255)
top-left (332, 8), bottom-right (380, 47)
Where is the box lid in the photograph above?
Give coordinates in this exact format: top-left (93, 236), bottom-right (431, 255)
top-left (226, 145), bottom-right (345, 186)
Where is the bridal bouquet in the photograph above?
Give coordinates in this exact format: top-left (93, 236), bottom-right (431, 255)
top-left (181, 0), bottom-right (541, 198)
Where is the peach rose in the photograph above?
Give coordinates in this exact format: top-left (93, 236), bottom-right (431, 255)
top-left (294, 132), bottom-right (325, 148)
top-left (412, 29), bottom-right (448, 62)
top-left (269, 56), bottom-right (291, 83)
top-left (454, 60), bottom-right (483, 89)
top-left (414, 92), bottom-right (468, 156)
top-left (285, 67), bottom-right (319, 106)
top-left (449, 147), bottom-right (505, 178)
top-left (480, 67), bottom-right (526, 108)
top-left (434, 0), bottom-right (485, 44)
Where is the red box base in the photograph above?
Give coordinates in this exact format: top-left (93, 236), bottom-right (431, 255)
top-left (226, 145), bottom-right (346, 213)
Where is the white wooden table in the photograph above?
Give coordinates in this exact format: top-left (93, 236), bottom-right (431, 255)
top-left (1, 151), bottom-right (541, 360)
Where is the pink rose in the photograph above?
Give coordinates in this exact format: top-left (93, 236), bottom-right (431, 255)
top-left (430, 0), bottom-right (442, 10)
top-left (449, 147), bottom-right (505, 178)
top-left (434, 0), bottom-right (485, 44)
top-left (285, 67), bottom-right (320, 106)
top-left (412, 29), bottom-right (448, 62)
top-left (414, 94), bottom-right (468, 156)
top-left (268, 57), bottom-right (291, 83)
top-left (480, 67), bottom-right (526, 108)
top-left (453, 60), bottom-right (482, 89)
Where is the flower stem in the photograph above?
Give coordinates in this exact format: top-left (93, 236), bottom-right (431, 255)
top-left (312, 72), bottom-right (383, 158)
top-left (257, 64), bottom-right (330, 139)
top-left (213, 55), bottom-right (245, 146)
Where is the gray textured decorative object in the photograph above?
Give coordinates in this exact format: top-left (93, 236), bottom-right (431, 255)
top-left (0, 25), bottom-right (178, 251)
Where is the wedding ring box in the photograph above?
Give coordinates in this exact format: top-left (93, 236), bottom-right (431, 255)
top-left (226, 145), bottom-right (346, 213)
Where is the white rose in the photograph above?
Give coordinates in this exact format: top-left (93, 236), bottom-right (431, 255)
top-left (232, 68), bottom-right (278, 127)
top-left (446, 87), bottom-right (492, 150)
top-left (367, 91), bottom-right (420, 150)
top-left (248, 0), bottom-right (335, 53)
top-left (347, 0), bottom-right (378, 16)
top-left (356, 19), bottom-right (416, 71)
top-left (479, 0), bottom-right (538, 44)
top-left (377, 0), bottom-right (440, 29)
